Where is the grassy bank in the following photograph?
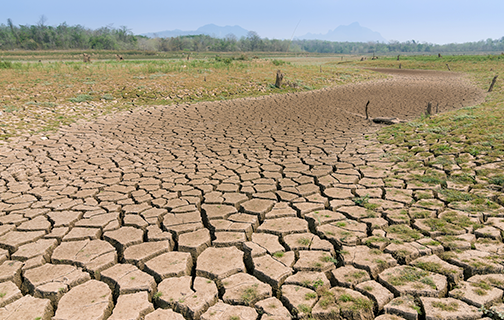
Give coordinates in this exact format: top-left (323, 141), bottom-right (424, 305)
top-left (350, 55), bottom-right (504, 210)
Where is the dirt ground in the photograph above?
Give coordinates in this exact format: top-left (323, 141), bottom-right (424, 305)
top-left (0, 69), bottom-right (500, 320)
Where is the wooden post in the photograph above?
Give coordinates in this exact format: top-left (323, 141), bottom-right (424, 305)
top-left (488, 75), bottom-right (498, 92)
top-left (275, 70), bottom-right (283, 88)
top-left (397, 55), bottom-right (400, 61)
top-left (365, 100), bottom-right (370, 120)
top-left (399, 63), bottom-right (402, 69)
top-left (204, 76), bottom-right (206, 82)
top-left (446, 64), bottom-right (451, 71)
top-left (426, 102), bottom-right (432, 116)
top-left (187, 52), bottom-right (190, 61)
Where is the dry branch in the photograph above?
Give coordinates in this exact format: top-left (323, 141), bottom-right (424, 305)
top-left (372, 117), bottom-right (406, 125)
top-left (488, 75), bottom-right (498, 92)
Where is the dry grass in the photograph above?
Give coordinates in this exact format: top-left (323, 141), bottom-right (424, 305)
top-left (0, 53), bottom-right (384, 140)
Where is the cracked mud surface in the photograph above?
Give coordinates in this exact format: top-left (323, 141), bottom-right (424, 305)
top-left (0, 69), bottom-right (501, 319)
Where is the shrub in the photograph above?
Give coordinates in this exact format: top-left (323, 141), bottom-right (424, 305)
top-left (69, 94), bottom-right (93, 103)
top-left (272, 59), bottom-right (287, 66)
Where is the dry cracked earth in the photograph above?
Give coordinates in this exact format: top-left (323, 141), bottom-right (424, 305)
top-left (0, 69), bottom-right (502, 320)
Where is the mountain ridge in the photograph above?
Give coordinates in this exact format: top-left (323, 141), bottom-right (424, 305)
top-left (297, 22), bottom-right (387, 42)
top-left (143, 22), bottom-right (387, 43)
top-left (143, 24), bottom-right (249, 39)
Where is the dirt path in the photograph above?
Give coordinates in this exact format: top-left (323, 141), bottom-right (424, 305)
top-left (0, 70), bottom-right (498, 320)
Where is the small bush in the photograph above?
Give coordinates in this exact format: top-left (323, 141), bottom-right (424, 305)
top-left (69, 94), bottom-right (93, 103)
top-left (273, 251), bottom-right (284, 258)
top-left (297, 304), bottom-right (312, 314)
top-left (3, 105), bottom-right (19, 113)
top-left (214, 56), bottom-right (234, 64)
top-left (272, 59), bottom-right (287, 66)
top-left (353, 195), bottom-right (370, 206)
top-left (489, 175), bottom-right (504, 186)
top-left (480, 306), bottom-right (504, 320)
top-left (101, 94), bottom-right (114, 100)
top-left (0, 61), bottom-right (13, 69)
top-left (241, 284), bottom-right (259, 304)
top-left (236, 54), bottom-right (249, 61)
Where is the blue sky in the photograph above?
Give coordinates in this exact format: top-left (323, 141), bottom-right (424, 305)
top-left (2, 0), bottom-right (503, 44)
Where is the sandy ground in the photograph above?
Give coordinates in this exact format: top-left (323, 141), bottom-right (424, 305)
top-left (0, 69), bottom-right (499, 320)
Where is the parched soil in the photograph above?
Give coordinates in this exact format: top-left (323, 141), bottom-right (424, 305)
top-left (0, 69), bottom-right (499, 320)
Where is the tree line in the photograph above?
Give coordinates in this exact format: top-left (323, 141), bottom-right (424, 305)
top-left (1, 19), bottom-right (504, 54)
top-left (0, 19), bottom-right (137, 50)
top-left (295, 38), bottom-right (504, 54)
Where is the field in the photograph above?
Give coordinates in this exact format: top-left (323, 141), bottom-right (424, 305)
top-left (0, 51), bottom-right (504, 320)
top-left (0, 52), bottom-right (379, 140)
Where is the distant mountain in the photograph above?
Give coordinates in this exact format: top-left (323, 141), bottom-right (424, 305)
top-left (297, 22), bottom-right (387, 43)
top-left (143, 24), bottom-right (250, 39)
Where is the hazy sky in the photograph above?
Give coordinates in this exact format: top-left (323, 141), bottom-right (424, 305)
top-left (2, 0), bottom-right (503, 44)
